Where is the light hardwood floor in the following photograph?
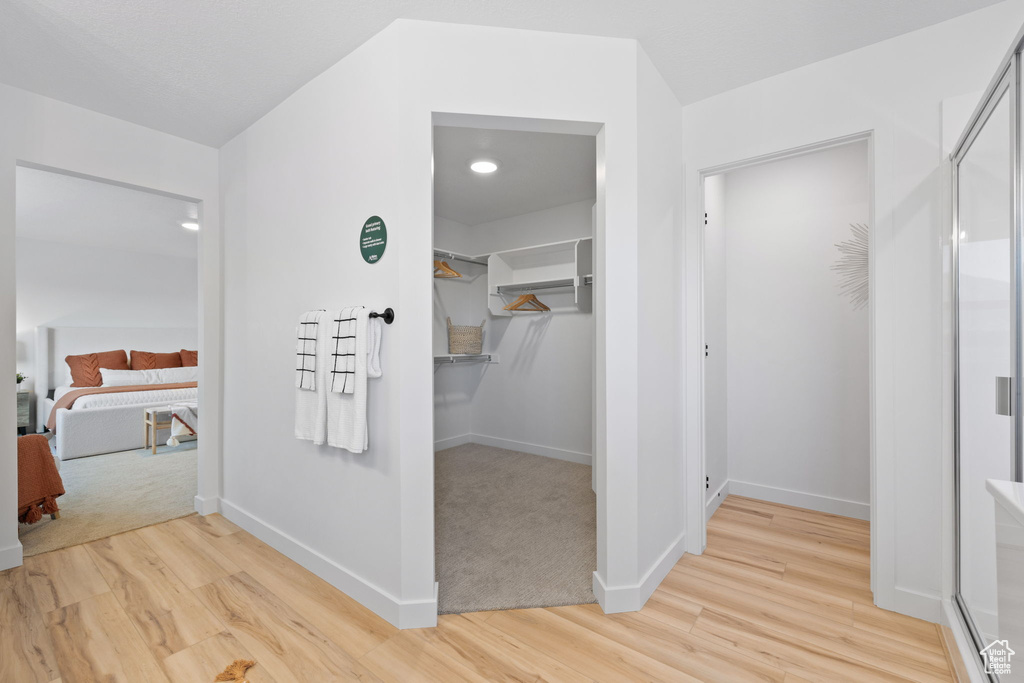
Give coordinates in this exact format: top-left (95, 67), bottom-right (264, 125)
top-left (0, 495), bottom-right (961, 682)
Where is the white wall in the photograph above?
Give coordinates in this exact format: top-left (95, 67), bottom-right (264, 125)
top-left (15, 237), bottom-right (199, 402)
top-left (455, 199), bottom-right (594, 255)
top-left (221, 20), bottom-right (684, 626)
top-left (636, 48), bottom-right (685, 580)
top-left (433, 200), bottom-right (595, 462)
top-left (703, 174), bottom-right (728, 509)
top-left (219, 26), bottom-right (409, 624)
top-left (0, 83), bottom-right (221, 571)
top-left (719, 142), bottom-right (870, 517)
top-left (681, 0), bottom-right (1024, 621)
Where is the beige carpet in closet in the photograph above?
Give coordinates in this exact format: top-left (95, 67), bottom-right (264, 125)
top-left (435, 443), bottom-right (597, 614)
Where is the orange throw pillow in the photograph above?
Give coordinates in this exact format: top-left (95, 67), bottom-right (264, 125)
top-left (66, 350), bottom-right (129, 387)
top-left (180, 349), bottom-right (198, 367)
top-left (130, 351), bottom-right (183, 370)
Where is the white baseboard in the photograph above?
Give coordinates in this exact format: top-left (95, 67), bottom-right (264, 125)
top-left (194, 495), bottom-right (221, 516)
top-left (892, 585), bottom-right (942, 623)
top-left (594, 530), bottom-right (687, 613)
top-left (433, 433), bottom-right (474, 451)
top-left (941, 599), bottom-right (987, 682)
top-left (706, 480), bottom-right (729, 518)
top-left (220, 499), bottom-right (438, 629)
top-left (440, 433), bottom-right (591, 466)
top-left (0, 542), bottom-right (23, 571)
top-left (728, 479), bottom-right (870, 520)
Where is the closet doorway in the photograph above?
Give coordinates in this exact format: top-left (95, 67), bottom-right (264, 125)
top-left (699, 137), bottom-right (873, 585)
top-left (431, 117), bottom-right (598, 615)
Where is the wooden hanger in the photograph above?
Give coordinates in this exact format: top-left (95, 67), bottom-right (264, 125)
top-left (434, 260), bottom-right (462, 278)
top-left (503, 293), bottom-right (550, 311)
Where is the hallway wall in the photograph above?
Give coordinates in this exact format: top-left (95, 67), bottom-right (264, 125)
top-left (220, 21), bottom-right (684, 627)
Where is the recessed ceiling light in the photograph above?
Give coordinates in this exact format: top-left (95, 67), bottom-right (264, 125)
top-left (470, 160), bottom-right (499, 174)
top-left (181, 222), bottom-right (200, 231)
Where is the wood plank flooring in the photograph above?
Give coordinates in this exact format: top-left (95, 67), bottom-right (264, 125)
top-left (0, 496), bottom-right (961, 682)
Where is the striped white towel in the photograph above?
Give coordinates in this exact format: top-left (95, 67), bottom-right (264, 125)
top-left (327, 307), bottom-right (372, 452)
top-left (330, 306), bottom-right (360, 394)
top-left (296, 310), bottom-right (325, 391)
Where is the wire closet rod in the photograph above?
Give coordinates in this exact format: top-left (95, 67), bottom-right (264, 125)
top-left (494, 275), bottom-right (593, 295)
top-left (434, 249), bottom-right (489, 266)
top-left (434, 354), bottom-right (493, 364)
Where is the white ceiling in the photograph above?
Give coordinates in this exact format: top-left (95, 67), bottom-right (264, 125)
top-left (434, 126), bottom-right (595, 226)
top-left (0, 1), bottom-right (1003, 147)
top-left (16, 166), bottom-right (199, 258)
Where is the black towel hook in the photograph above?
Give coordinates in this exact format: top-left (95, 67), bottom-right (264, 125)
top-left (370, 308), bottom-right (395, 325)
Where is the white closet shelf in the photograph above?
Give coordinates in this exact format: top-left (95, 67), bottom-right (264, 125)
top-left (433, 354), bottom-right (497, 365)
top-left (434, 248), bottom-right (488, 267)
top-left (488, 238), bottom-right (593, 316)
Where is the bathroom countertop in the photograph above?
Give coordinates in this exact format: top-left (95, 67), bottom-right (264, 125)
top-left (987, 478), bottom-right (1024, 528)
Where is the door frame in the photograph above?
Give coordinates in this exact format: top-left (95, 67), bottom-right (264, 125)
top-left (428, 111), bottom-right (608, 612)
top-left (692, 130), bottom-right (877, 585)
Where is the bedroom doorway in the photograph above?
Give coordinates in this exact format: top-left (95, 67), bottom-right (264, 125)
top-left (698, 135), bottom-right (873, 590)
top-left (14, 165), bottom-right (201, 557)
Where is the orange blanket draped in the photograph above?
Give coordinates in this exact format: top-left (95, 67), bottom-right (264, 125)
top-left (46, 382), bottom-right (199, 431)
top-left (18, 435), bottom-right (64, 524)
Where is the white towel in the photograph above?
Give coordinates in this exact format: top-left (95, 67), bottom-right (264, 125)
top-left (327, 307), bottom-right (374, 453)
top-left (366, 314), bottom-right (382, 379)
top-left (329, 307), bottom-right (360, 393)
top-left (295, 310), bottom-right (324, 391)
top-left (167, 401), bottom-right (199, 447)
top-left (295, 311), bottom-right (330, 444)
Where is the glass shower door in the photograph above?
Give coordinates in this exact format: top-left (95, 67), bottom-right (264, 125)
top-left (954, 71), bottom-right (1016, 656)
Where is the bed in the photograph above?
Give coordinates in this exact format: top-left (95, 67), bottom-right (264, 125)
top-left (34, 326), bottom-right (199, 460)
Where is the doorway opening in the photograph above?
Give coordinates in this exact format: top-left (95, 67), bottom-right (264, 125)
top-left (15, 165), bottom-right (201, 557)
top-left (699, 137), bottom-right (873, 592)
top-left (431, 116), bottom-right (599, 615)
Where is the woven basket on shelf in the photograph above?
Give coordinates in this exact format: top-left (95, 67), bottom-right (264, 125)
top-left (447, 318), bottom-right (485, 355)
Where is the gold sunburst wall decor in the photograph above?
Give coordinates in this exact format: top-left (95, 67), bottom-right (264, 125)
top-left (831, 223), bottom-right (869, 310)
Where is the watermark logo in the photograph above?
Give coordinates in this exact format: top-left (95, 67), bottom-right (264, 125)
top-left (980, 639), bottom-right (1015, 676)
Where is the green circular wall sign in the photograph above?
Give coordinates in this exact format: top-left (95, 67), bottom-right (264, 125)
top-left (359, 216), bottom-right (387, 264)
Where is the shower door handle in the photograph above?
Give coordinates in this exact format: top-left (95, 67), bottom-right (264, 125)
top-left (996, 376), bottom-right (1013, 416)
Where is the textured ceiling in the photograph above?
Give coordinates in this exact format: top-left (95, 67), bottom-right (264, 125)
top-left (434, 127), bottom-right (595, 226)
top-left (0, 0), bottom-right (1004, 147)
top-left (16, 166), bottom-right (199, 258)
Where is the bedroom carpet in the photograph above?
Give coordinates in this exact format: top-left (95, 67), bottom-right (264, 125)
top-left (435, 442), bottom-right (596, 614)
top-left (18, 442), bottom-right (197, 557)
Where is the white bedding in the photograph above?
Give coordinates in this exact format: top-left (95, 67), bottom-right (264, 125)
top-left (57, 386), bottom-right (198, 410)
top-left (53, 385), bottom-right (75, 404)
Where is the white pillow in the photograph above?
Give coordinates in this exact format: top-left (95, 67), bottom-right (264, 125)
top-left (100, 368), bottom-right (157, 387)
top-left (155, 366), bottom-right (199, 384)
top-left (101, 366), bottom-right (198, 387)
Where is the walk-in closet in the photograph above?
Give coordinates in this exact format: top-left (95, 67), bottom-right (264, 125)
top-left (432, 123), bottom-right (597, 614)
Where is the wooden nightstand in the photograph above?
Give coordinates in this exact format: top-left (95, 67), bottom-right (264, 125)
top-left (17, 391), bottom-right (29, 435)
